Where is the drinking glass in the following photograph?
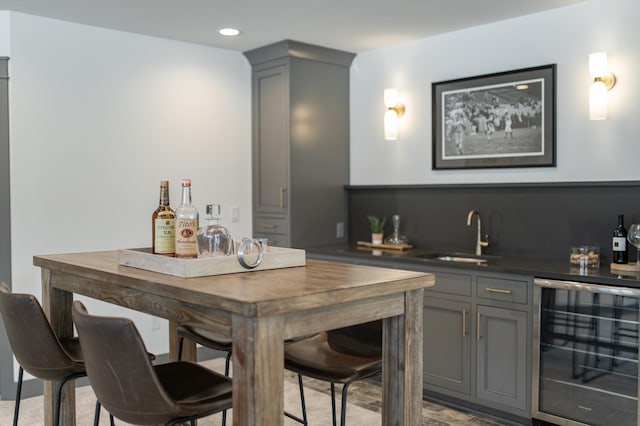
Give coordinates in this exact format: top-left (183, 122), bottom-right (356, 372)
top-left (627, 224), bottom-right (640, 265)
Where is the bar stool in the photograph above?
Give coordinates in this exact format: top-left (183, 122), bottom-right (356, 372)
top-left (0, 281), bottom-right (104, 426)
top-left (72, 301), bottom-right (232, 426)
top-left (284, 321), bottom-right (383, 426)
top-left (176, 324), bottom-right (232, 425)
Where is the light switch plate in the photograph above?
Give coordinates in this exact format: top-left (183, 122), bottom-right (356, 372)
top-left (230, 205), bottom-right (240, 222)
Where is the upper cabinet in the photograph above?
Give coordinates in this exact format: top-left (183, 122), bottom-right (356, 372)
top-left (244, 41), bottom-right (355, 248)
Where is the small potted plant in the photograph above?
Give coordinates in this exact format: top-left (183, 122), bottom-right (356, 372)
top-left (367, 215), bottom-right (386, 245)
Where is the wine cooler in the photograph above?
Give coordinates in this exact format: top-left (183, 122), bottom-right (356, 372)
top-left (533, 278), bottom-right (640, 426)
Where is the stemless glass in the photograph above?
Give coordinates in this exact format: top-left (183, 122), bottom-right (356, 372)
top-left (627, 224), bottom-right (640, 265)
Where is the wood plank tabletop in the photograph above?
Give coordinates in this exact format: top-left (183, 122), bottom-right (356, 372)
top-left (34, 250), bottom-right (433, 317)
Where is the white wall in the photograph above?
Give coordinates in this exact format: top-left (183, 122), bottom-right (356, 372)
top-left (7, 12), bottom-right (252, 353)
top-left (0, 11), bottom-right (8, 55)
top-left (350, 0), bottom-right (640, 185)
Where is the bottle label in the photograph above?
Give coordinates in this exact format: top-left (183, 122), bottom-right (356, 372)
top-left (613, 237), bottom-right (627, 251)
top-left (154, 217), bottom-right (175, 254)
top-left (175, 218), bottom-right (198, 257)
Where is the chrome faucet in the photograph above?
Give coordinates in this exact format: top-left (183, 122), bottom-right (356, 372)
top-left (466, 210), bottom-right (489, 256)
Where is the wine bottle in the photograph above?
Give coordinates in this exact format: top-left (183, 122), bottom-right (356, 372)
top-left (612, 214), bottom-right (628, 264)
top-left (152, 180), bottom-right (176, 256)
top-left (175, 179), bottom-right (199, 258)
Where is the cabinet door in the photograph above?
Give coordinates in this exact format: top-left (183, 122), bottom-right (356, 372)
top-left (252, 64), bottom-right (289, 216)
top-left (423, 296), bottom-right (471, 395)
top-left (476, 305), bottom-right (527, 411)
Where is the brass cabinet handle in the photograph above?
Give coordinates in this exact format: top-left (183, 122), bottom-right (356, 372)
top-left (462, 309), bottom-right (467, 337)
top-left (279, 187), bottom-right (286, 209)
top-left (477, 312), bottom-right (481, 341)
top-left (261, 224), bottom-right (278, 229)
top-left (484, 287), bottom-right (513, 294)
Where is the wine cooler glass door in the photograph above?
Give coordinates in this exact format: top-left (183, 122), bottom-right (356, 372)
top-left (533, 279), bottom-right (640, 426)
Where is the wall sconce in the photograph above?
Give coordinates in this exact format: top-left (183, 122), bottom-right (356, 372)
top-left (384, 88), bottom-right (405, 140)
top-left (589, 52), bottom-right (616, 120)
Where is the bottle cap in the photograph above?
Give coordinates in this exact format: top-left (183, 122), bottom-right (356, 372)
top-left (181, 179), bottom-right (191, 186)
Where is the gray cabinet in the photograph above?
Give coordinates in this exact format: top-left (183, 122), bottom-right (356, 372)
top-left (422, 268), bottom-right (532, 419)
top-left (303, 251), bottom-right (533, 422)
top-left (476, 305), bottom-right (527, 410)
top-left (244, 41), bottom-right (355, 248)
top-left (423, 296), bottom-right (471, 395)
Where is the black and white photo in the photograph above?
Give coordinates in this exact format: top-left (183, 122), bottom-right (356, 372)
top-left (432, 65), bottom-right (556, 170)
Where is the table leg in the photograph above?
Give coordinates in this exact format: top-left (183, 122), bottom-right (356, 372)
top-left (232, 314), bottom-right (284, 426)
top-left (382, 288), bottom-right (424, 425)
top-left (41, 269), bottom-right (76, 426)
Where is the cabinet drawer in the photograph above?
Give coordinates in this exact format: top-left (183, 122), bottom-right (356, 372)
top-left (253, 232), bottom-right (288, 248)
top-left (426, 272), bottom-right (472, 297)
top-left (476, 276), bottom-right (528, 304)
top-left (254, 217), bottom-right (288, 234)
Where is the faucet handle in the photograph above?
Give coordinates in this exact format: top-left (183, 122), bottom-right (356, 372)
top-left (480, 234), bottom-right (490, 247)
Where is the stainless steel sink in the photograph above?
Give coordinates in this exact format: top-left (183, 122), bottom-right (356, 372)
top-left (435, 255), bottom-right (487, 264)
top-left (413, 253), bottom-right (489, 264)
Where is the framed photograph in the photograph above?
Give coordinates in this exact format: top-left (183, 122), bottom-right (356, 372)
top-left (432, 64), bottom-right (556, 170)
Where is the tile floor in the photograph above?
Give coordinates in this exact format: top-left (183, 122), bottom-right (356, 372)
top-left (0, 357), bottom-right (509, 425)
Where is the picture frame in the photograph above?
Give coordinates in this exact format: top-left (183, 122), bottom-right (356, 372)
top-left (432, 64), bottom-right (556, 170)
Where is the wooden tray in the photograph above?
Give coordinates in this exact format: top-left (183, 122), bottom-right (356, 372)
top-left (118, 247), bottom-right (306, 278)
top-left (610, 262), bottom-right (640, 272)
top-left (357, 241), bottom-right (413, 251)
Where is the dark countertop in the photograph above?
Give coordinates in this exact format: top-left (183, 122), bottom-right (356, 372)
top-left (305, 244), bottom-right (640, 288)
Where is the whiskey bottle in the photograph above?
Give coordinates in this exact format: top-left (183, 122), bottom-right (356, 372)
top-left (152, 180), bottom-right (176, 256)
top-left (175, 179), bottom-right (199, 258)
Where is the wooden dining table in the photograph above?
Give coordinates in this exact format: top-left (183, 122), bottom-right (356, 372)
top-left (34, 250), bottom-right (434, 425)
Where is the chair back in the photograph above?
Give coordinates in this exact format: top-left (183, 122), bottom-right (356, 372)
top-left (326, 320), bottom-right (382, 357)
top-left (0, 281), bottom-right (83, 380)
top-left (72, 300), bottom-right (179, 425)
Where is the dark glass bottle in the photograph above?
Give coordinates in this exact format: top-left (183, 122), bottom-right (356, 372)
top-left (612, 214), bottom-right (628, 264)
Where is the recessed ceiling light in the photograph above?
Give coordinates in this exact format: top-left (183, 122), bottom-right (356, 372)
top-left (219, 28), bottom-right (240, 37)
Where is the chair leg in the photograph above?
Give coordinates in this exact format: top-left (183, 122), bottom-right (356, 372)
top-left (219, 351), bottom-right (232, 426)
top-left (53, 373), bottom-right (86, 426)
top-left (330, 382), bottom-right (337, 426)
top-left (340, 383), bottom-right (351, 426)
top-left (297, 374), bottom-right (308, 425)
top-left (13, 366), bottom-right (23, 426)
top-left (177, 336), bottom-right (184, 360)
top-left (94, 400), bottom-right (101, 426)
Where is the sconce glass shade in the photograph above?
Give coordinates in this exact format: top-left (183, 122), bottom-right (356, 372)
top-left (384, 110), bottom-right (399, 140)
top-left (589, 80), bottom-right (608, 120)
top-left (588, 52), bottom-right (615, 120)
top-left (384, 88), bottom-right (398, 108)
top-left (589, 52), bottom-right (608, 78)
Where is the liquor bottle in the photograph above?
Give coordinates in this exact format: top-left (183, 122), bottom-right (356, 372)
top-left (152, 180), bottom-right (176, 256)
top-left (612, 214), bottom-right (628, 264)
top-left (175, 179), bottom-right (199, 258)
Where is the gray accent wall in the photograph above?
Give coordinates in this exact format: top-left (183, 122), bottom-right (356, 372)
top-left (347, 182), bottom-right (640, 263)
top-left (0, 57), bottom-right (11, 399)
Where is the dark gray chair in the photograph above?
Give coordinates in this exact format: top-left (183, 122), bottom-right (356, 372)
top-left (284, 321), bottom-right (383, 426)
top-left (72, 301), bottom-right (232, 425)
top-left (0, 281), bottom-right (105, 426)
top-left (176, 323), bottom-right (233, 425)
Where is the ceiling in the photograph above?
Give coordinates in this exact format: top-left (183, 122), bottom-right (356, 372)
top-left (0, 0), bottom-right (588, 53)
